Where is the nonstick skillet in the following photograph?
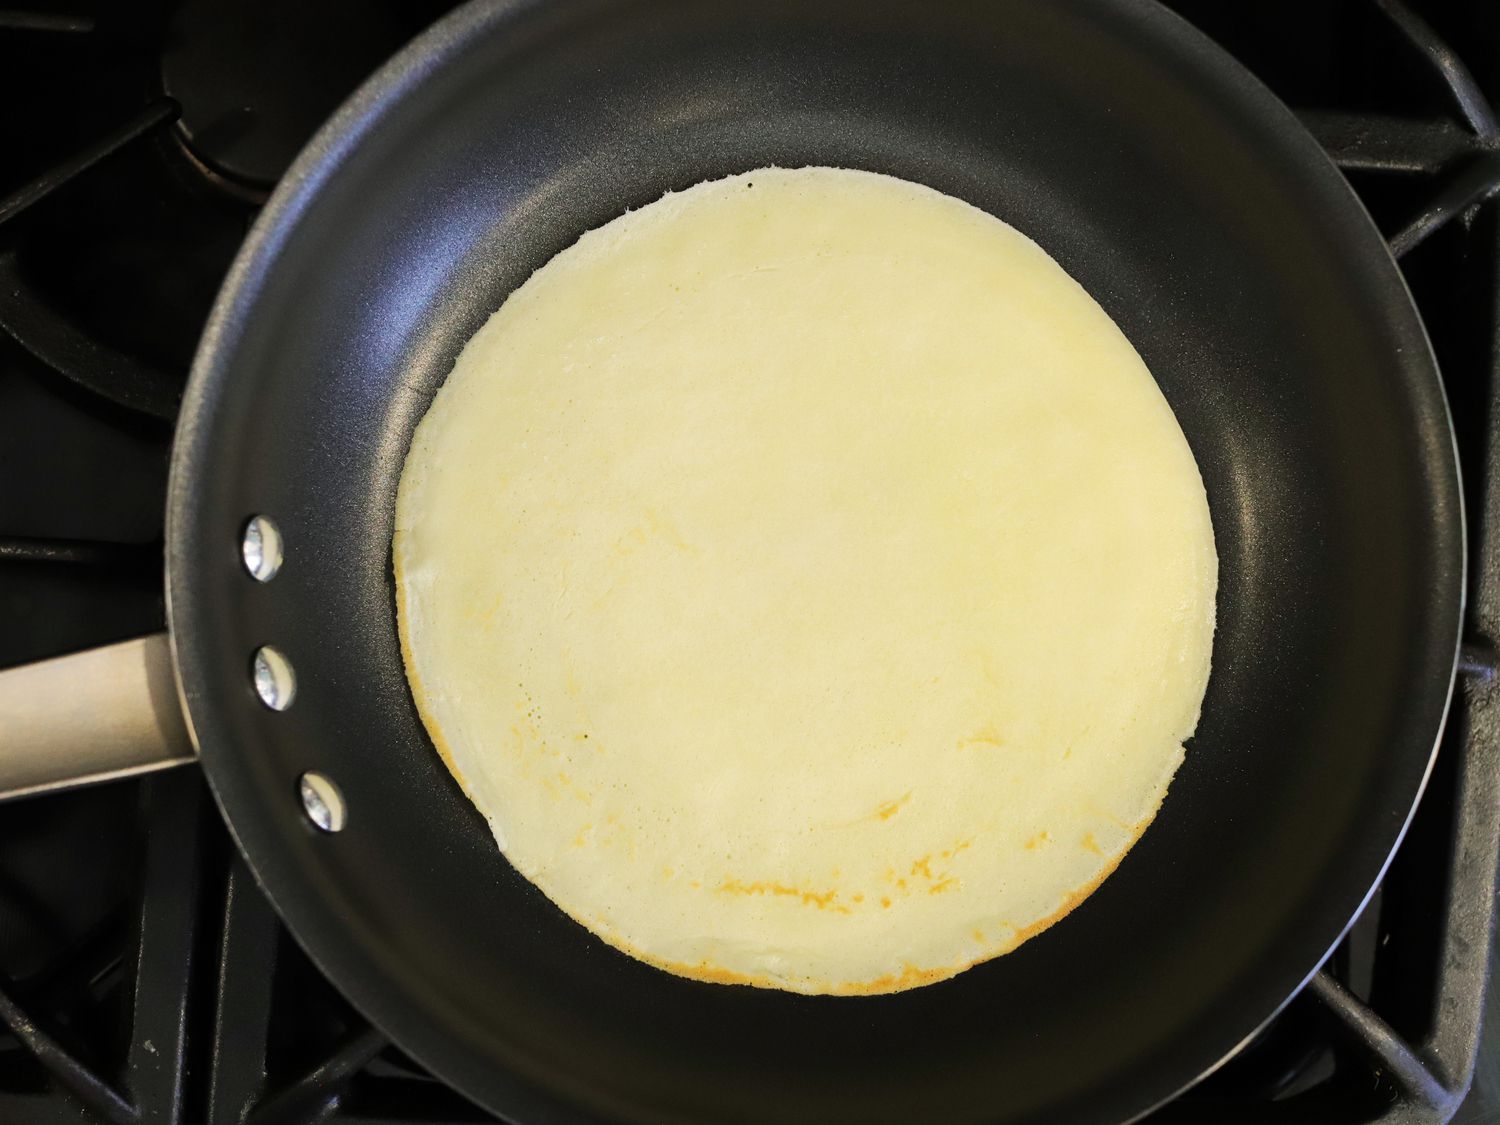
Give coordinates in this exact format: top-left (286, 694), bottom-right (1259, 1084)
top-left (0, 0), bottom-right (1464, 1121)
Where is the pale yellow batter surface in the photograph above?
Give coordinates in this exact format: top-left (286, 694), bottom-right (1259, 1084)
top-left (394, 167), bottom-right (1217, 995)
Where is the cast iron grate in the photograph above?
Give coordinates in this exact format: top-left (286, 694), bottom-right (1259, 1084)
top-left (0, 1), bottom-right (1497, 1122)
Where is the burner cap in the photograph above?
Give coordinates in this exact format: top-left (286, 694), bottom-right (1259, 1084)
top-left (160, 0), bottom-right (452, 190)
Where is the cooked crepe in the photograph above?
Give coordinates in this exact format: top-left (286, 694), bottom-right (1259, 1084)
top-left (394, 166), bottom-right (1217, 995)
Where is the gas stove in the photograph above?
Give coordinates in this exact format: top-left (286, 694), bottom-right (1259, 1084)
top-left (1, 2), bottom-right (1498, 1122)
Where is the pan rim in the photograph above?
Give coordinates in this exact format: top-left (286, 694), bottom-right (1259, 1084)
top-left (165, 0), bottom-right (1467, 1121)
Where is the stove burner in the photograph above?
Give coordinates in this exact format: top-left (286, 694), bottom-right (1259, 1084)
top-left (159, 0), bottom-right (450, 192)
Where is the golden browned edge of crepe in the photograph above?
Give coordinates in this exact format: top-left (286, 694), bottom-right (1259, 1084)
top-left (393, 528), bottom-right (1166, 996)
top-left (393, 530), bottom-right (478, 804)
top-left (590, 807), bottom-right (1158, 995)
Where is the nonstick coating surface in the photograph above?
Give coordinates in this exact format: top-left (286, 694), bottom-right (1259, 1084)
top-left (167, 1), bottom-right (1463, 1121)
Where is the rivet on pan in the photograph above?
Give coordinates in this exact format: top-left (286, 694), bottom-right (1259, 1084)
top-left (252, 645), bottom-right (297, 711)
top-left (298, 771), bottom-right (347, 833)
top-left (241, 515), bottom-right (284, 581)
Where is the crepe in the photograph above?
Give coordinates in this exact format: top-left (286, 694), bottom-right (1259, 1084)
top-left (394, 166), bottom-right (1217, 995)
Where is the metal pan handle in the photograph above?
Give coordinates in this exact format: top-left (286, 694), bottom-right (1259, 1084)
top-left (0, 633), bottom-right (196, 800)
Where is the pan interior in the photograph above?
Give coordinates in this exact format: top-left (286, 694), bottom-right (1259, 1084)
top-left (169, 1), bottom-right (1462, 1122)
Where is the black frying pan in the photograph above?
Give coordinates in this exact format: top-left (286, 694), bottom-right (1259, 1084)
top-left (4, 0), bottom-right (1465, 1121)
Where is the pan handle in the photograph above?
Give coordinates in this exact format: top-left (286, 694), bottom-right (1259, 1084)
top-left (0, 633), bottom-right (197, 800)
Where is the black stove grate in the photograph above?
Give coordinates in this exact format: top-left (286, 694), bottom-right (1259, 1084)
top-left (0, 2), bottom-right (1498, 1122)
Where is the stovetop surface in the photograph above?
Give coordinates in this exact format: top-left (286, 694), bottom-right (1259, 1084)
top-left (1, 2), bottom-right (1498, 1123)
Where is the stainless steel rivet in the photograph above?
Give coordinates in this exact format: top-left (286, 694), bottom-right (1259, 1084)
top-left (252, 645), bottom-right (296, 711)
top-left (241, 515), bottom-right (284, 582)
top-left (298, 771), bottom-right (346, 833)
